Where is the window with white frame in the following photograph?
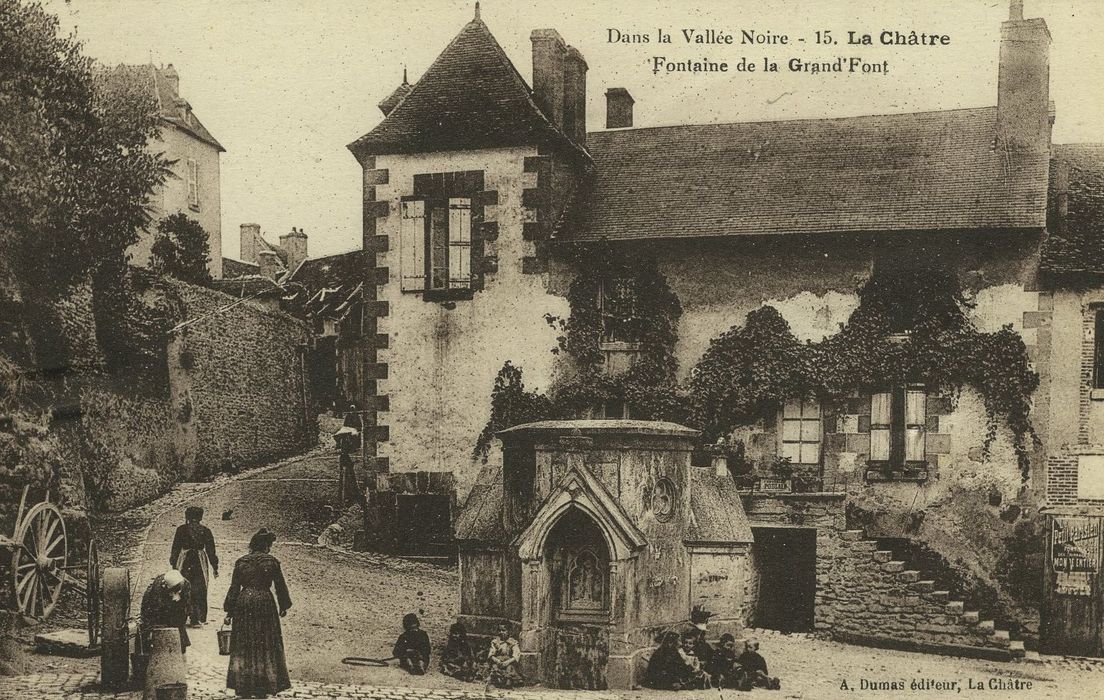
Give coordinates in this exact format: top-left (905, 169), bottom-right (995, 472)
top-left (780, 398), bottom-right (822, 464)
top-left (870, 387), bottom-right (926, 465)
top-left (186, 158), bottom-right (199, 208)
top-left (400, 197), bottom-right (471, 292)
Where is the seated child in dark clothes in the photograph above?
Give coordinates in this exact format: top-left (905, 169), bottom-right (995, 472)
top-left (393, 613), bottom-right (431, 675)
top-left (643, 631), bottom-right (688, 690)
top-left (708, 633), bottom-right (752, 691)
top-left (440, 622), bottom-right (476, 681)
top-left (738, 638), bottom-right (781, 690)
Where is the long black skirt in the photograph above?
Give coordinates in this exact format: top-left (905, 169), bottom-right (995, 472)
top-left (226, 588), bottom-right (291, 696)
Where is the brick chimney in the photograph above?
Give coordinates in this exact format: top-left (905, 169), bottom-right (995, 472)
top-left (606, 88), bottom-right (634, 129)
top-left (531, 29), bottom-right (566, 131)
top-left (279, 227), bottom-right (308, 273)
top-left (563, 47), bottom-right (588, 145)
top-left (240, 223), bottom-right (261, 263)
top-left (996, 0), bottom-right (1051, 151)
top-left (257, 250), bottom-right (282, 280)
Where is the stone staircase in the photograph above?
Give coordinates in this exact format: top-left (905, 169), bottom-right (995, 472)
top-left (822, 529), bottom-right (1025, 661)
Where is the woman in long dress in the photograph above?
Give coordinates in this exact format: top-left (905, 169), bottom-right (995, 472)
top-left (170, 506), bottom-right (218, 626)
top-left (223, 528), bottom-right (292, 698)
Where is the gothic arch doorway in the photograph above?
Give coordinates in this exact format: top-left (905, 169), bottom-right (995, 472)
top-left (543, 507), bottom-right (611, 689)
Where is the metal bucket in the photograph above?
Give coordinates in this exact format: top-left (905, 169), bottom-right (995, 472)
top-left (155, 682), bottom-right (187, 700)
top-left (217, 627), bottom-right (232, 656)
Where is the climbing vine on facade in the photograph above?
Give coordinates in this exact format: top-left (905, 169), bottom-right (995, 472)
top-left (478, 255), bottom-right (1038, 478)
top-left (689, 263), bottom-right (1039, 478)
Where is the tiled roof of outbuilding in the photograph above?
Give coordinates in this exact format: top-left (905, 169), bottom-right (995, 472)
top-left (1041, 143), bottom-right (1104, 282)
top-left (347, 17), bottom-right (588, 165)
top-left (454, 464), bottom-right (508, 543)
top-left (577, 107), bottom-right (1049, 241)
top-left (221, 257), bottom-right (260, 279)
top-left (283, 250), bottom-right (368, 320)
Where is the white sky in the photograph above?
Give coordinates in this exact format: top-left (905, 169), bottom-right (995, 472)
top-left (45, 0), bottom-right (1104, 260)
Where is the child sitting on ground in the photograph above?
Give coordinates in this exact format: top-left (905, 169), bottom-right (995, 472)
top-left (440, 622), bottom-right (476, 681)
top-left (708, 633), bottom-right (752, 691)
top-left (738, 637), bottom-right (781, 690)
top-left (392, 613), bottom-right (431, 675)
top-left (677, 631), bottom-right (710, 690)
top-left (486, 624), bottom-right (524, 688)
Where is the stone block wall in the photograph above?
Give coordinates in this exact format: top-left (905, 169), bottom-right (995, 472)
top-left (818, 528), bottom-right (1023, 659)
top-left (167, 280), bottom-right (316, 478)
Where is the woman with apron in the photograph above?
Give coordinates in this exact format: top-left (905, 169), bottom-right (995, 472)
top-left (170, 506), bottom-right (219, 626)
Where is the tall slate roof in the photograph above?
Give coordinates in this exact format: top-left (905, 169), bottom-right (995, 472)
top-left (577, 107), bottom-right (1049, 241)
top-left (98, 64), bottom-right (225, 152)
top-left (1041, 143), bottom-right (1104, 282)
top-left (283, 250), bottom-right (368, 320)
top-left (347, 16), bottom-right (587, 164)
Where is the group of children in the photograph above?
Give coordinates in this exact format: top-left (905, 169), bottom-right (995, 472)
top-left (391, 614), bottom-right (525, 688)
top-left (391, 612), bottom-right (780, 692)
top-left (643, 628), bottom-right (781, 692)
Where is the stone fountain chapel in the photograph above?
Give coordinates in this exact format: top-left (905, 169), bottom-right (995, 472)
top-left (455, 420), bottom-right (754, 690)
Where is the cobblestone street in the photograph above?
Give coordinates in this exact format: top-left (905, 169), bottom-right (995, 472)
top-left (4, 448), bottom-right (1104, 700)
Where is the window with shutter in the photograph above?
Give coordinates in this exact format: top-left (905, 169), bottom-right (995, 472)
top-left (186, 159), bottom-right (199, 208)
top-left (870, 387), bottom-right (926, 466)
top-left (780, 398), bottom-right (822, 464)
top-left (400, 200), bottom-right (426, 291)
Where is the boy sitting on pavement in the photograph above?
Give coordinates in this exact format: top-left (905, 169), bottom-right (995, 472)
top-left (738, 637), bottom-right (781, 690)
top-left (392, 613), bottom-right (431, 675)
top-left (486, 624), bottom-right (524, 688)
top-left (440, 622), bottom-right (476, 681)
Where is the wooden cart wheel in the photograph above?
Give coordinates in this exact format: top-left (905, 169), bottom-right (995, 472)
top-left (10, 501), bottom-right (67, 621)
top-left (86, 540), bottom-right (101, 647)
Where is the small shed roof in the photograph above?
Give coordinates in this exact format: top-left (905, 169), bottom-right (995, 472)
top-left (686, 470), bottom-right (754, 544)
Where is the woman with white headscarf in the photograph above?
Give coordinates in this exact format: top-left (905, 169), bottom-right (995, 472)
top-left (139, 569), bottom-right (191, 655)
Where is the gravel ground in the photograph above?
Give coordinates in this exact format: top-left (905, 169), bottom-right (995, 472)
top-left (9, 444), bottom-right (1104, 699)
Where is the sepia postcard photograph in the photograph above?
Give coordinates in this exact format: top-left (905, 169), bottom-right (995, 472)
top-left (1, 0), bottom-right (1103, 698)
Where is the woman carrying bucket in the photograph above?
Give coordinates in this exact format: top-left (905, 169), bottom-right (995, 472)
top-left (223, 528), bottom-right (292, 698)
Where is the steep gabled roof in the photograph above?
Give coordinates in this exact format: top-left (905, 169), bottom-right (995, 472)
top-left (576, 107), bottom-right (1049, 241)
top-left (98, 64), bottom-right (225, 152)
top-left (347, 17), bottom-right (588, 164)
top-left (1041, 143), bottom-right (1104, 282)
top-left (686, 471), bottom-right (754, 544)
top-left (282, 250), bottom-right (368, 320)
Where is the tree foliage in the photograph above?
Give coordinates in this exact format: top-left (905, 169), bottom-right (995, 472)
top-left (0, 0), bottom-right (168, 369)
top-left (150, 213), bottom-right (213, 285)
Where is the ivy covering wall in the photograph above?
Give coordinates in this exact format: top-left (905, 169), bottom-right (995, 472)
top-left (479, 253), bottom-right (1039, 479)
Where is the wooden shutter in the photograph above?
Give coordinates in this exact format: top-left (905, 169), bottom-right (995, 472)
top-left (905, 388), bottom-right (926, 462)
top-left (400, 200), bottom-right (425, 291)
top-left (187, 159), bottom-right (199, 206)
top-left (870, 392), bottom-right (891, 461)
top-left (448, 198), bottom-right (471, 289)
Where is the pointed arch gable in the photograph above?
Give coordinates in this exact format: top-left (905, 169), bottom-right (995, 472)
top-left (514, 465), bottom-right (647, 561)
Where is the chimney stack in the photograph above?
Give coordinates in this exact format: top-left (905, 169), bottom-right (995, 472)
top-left (563, 47), bottom-right (588, 145)
top-left (279, 227), bottom-right (309, 273)
top-left (531, 29), bottom-right (566, 131)
top-left (162, 63), bottom-right (179, 96)
top-left (605, 88), bottom-right (634, 129)
top-left (257, 250), bottom-right (281, 280)
top-left (240, 223), bottom-right (261, 263)
top-left (996, 1), bottom-right (1050, 151)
